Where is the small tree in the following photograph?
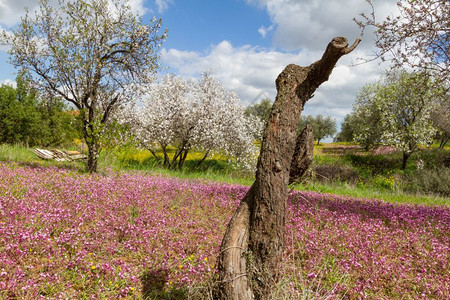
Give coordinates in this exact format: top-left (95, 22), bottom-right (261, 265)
top-left (354, 71), bottom-right (443, 169)
top-left (245, 98), bottom-right (273, 123)
top-left (334, 113), bottom-right (357, 143)
top-left (299, 114), bottom-right (337, 144)
top-left (124, 73), bottom-right (261, 170)
top-left (2, 0), bottom-right (166, 173)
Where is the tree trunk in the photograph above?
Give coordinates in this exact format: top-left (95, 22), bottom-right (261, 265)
top-left (439, 136), bottom-right (449, 149)
top-left (86, 141), bottom-right (100, 173)
top-left (402, 151), bottom-right (410, 170)
top-left (195, 149), bottom-right (211, 169)
top-left (215, 37), bottom-right (360, 300)
top-left (82, 113), bottom-right (101, 174)
top-left (160, 144), bottom-right (171, 167)
top-left (178, 149), bottom-right (189, 170)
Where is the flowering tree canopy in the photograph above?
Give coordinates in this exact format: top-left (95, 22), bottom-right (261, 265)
top-left (357, 0), bottom-right (449, 80)
top-left (1, 0), bottom-right (166, 173)
top-left (353, 71), bottom-right (444, 168)
top-left (123, 73), bottom-right (262, 170)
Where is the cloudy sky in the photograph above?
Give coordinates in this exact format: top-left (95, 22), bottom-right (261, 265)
top-left (0, 0), bottom-right (398, 129)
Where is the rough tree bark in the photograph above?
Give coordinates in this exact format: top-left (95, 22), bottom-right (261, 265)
top-left (215, 37), bottom-right (360, 300)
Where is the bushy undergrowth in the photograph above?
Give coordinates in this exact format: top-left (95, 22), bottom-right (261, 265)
top-left (0, 162), bottom-right (449, 299)
top-left (310, 145), bottom-right (450, 198)
top-left (401, 167), bottom-right (450, 197)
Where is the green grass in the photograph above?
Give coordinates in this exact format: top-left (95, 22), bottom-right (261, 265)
top-left (1, 142), bottom-right (448, 206)
top-left (292, 181), bottom-right (449, 207)
top-left (0, 143), bottom-right (85, 171)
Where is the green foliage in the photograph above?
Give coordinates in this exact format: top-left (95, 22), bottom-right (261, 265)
top-left (401, 167), bottom-right (450, 197)
top-left (37, 98), bottom-right (81, 146)
top-left (299, 115), bottom-right (337, 144)
top-left (353, 71), bottom-right (445, 168)
top-left (0, 80), bottom-right (41, 146)
top-left (0, 75), bottom-right (79, 147)
top-left (312, 163), bottom-right (360, 184)
top-left (344, 153), bottom-right (401, 175)
top-left (303, 144), bottom-right (450, 200)
top-left (245, 98), bottom-right (272, 123)
top-left (335, 114), bottom-right (357, 143)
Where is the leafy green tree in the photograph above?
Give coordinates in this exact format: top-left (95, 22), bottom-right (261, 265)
top-left (37, 96), bottom-right (82, 147)
top-left (2, 0), bottom-right (166, 173)
top-left (334, 114), bottom-right (357, 143)
top-left (0, 75), bottom-right (42, 146)
top-left (299, 114), bottom-right (337, 145)
top-left (352, 85), bottom-right (384, 150)
top-left (245, 98), bottom-right (273, 123)
top-left (354, 71), bottom-right (443, 169)
top-left (0, 74), bottom-right (80, 147)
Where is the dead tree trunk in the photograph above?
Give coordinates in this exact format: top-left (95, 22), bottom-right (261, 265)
top-left (215, 37), bottom-right (360, 300)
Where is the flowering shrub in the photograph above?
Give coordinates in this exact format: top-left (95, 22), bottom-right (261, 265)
top-left (0, 162), bottom-right (448, 298)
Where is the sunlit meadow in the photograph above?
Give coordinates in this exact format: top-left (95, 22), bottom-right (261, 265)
top-left (0, 162), bottom-right (448, 299)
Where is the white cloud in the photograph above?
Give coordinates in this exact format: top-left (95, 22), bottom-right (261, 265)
top-left (155, 0), bottom-right (173, 14)
top-left (125, 0), bottom-right (147, 15)
top-left (248, 0), bottom-right (398, 52)
top-left (258, 25), bottom-right (273, 38)
top-left (159, 0), bottom-right (399, 133)
top-left (161, 40), bottom-right (388, 129)
top-left (0, 78), bottom-right (16, 87)
top-left (0, 0), bottom-right (40, 27)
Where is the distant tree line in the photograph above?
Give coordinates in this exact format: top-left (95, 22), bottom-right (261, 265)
top-left (246, 99), bottom-right (337, 144)
top-left (0, 73), bottom-right (80, 147)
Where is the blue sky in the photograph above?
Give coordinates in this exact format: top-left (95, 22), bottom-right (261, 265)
top-left (157, 1), bottom-right (272, 51)
top-left (0, 0), bottom-right (397, 129)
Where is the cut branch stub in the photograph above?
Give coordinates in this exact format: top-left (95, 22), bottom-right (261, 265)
top-left (289, 124), bottom-right (314, 184)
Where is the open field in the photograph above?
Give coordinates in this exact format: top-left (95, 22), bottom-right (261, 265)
top-left (1, 143), bottom-right (449, 204)
top-left (1, 162), bottom-right (449, 299)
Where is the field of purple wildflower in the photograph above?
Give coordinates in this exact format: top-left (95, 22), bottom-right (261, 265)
top-left (0, 162), bottom-right (449, 299)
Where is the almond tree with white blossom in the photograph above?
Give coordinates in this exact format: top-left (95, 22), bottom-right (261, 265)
top-left (124, 73), bottom-right (262, 170)
top-left (357, 0), bottom-right (449, 81)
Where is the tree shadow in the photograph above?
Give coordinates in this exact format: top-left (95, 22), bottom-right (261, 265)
top-left (140, 268), bottom-right (187, 300)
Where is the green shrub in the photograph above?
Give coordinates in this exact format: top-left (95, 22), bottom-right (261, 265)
top-left (370, 174), bottom-right (396, 191)
top-left (0, 76), bottom-right (80, 147)
top-left (313, 164), bottom-right (360, 184)
top-left (401, 167), bottom-right (450, 197)
top-left (344, 153), bottom-right (402, 175)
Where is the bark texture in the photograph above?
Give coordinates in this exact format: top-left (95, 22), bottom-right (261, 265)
top-left (215, 37), bottom-right (360, 300)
